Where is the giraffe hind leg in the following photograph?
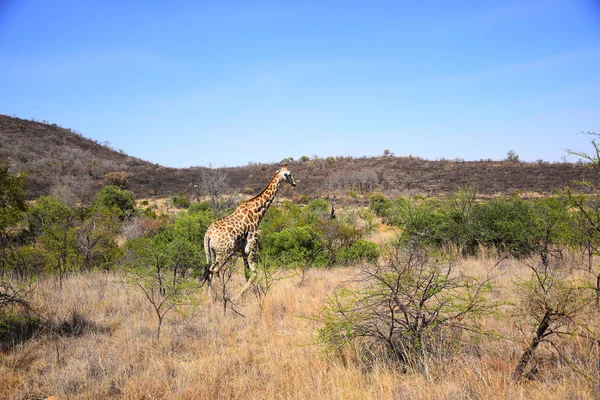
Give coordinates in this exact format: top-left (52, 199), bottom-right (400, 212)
top-left (236, 239), bottom-right (259, 300)
top-left (235, 257), bottom-right (256, 301)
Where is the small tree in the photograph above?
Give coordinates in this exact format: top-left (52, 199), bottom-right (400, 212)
top-left (28, 196), bottom-right (79, 288)
top-left (124, 237), bottom-right (199, 340)
top-left (566, 132), bottom-right (600, 167)
top-left (0, 165), bottom-right (31, 313)
top-left (564, 133), bottom-right (600, 306)
top-left (251, 257), bottom-right (288, 312)
top-left (50, 175), bottom-right (95, 214)
top-left (200, 164), bottom-right (230, 214)
top-left (318, 246), bottom-right (495, 373)
top-left (94, 185), bottom-right (136, 220)
top-left (506, 150), bottom-right (520, 162)
top-left (369, 193), bottom-right (392, 219)
top-left (337, 239), bottom-right (380, 266)
top-left (358, 207), bottom-right (378, 232)
top-left (512, 260), bottom-right (589, 381)
top-left (76, 207), bottom-right (122, 272)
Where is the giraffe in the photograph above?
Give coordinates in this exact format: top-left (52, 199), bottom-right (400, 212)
top-left (203, 165), bottom-right (296, 300)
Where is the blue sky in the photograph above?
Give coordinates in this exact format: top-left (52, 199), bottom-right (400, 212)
top-left (1, 0), bottom-right (599, 167)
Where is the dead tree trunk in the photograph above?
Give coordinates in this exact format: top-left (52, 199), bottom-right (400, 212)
top-left (512, 308), bottom-right (552, 380)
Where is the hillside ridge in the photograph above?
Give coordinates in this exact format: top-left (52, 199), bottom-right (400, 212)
top-left (1, 114), bottom-right (598, 200)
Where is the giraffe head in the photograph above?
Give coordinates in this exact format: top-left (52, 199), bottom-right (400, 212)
top-left (278, 164), bottom-right (296, 187)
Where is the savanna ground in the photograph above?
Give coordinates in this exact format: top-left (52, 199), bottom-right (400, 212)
top-left (1, 252), bottom-right (598, 399)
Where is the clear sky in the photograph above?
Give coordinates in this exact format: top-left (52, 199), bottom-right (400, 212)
top-left (1, 0), bottom-right (599, 168)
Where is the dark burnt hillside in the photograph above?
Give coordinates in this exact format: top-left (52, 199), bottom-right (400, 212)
top-left (226, 156), bottom-right (600, 199)
top-left (1, 114), bottom-right (598, 200)
top-left (0, 115), bottom-right (196, 198)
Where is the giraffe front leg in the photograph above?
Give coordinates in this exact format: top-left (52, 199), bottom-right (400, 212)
top-left (237, 233), bottom-right (259, 300)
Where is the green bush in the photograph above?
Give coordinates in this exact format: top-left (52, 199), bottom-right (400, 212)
top-left (260, 226), bottom-right (325, 268)
top-left (0, 164), bottom-right (27, 231)
top-left (468, 197), bottom-right (537, 257)
top-left (383, 192), bottom-right (574, 258)
top-left (28, 196), bottom-right (78, 286)
top-left (369, 193), bottom-right (392, 218)
top-left (172, 192), bottom-right (190, 209)
top-left (337, 239), bottom-right (380, 266)
top-left (93, 185), bottom-right (136, 220)
top-left (188, 201), bottom-right (214, 214)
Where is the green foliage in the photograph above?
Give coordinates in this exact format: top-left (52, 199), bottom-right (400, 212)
top-left (506, 150), bottom-right (520, 162)
top-left (387, 196), bottom-right (447, 247)
top-left (3, 245), bottom-right (45, 281)
top-left (25, 195), bottom-right (125, 280)
top-left (28, 197), bottom-right (78, 286)
top-left (77, 207), bottom-right (122, 271)
top-left (468, 197), bottom-right (537, 256)
top-left (369, 193), bottom-right (392, 218)
top-left (0, 166), bottom-right (35, 317)
top-left (153, 209), bottom-right (214, 279)
top-left (384, 192), bottom-right (576, 258)
top-left (28, 196), bottom-right (75, 237)
top-left (358, 207), bottom-right (378, 232)
top-left (261, 226), bottom-right (326, 268)
top-left (123, 235), bottom-right (201, 339)
top-left (337, 239), bottom-right (380, 266)
top-left (0, 164), bottom-right (27, 231)
top-left (307, 198), bottom-right (329, 215)
top-left (317, 218), bottom-right (364, 267)
top-left (188, 201), bottom-right (214, 214)
top-left (93, 185), bottom-right (136, 220)
top-left (172, 192), bottom-right (190, 209)
top-left (259, 201), bottom-right (369, 270)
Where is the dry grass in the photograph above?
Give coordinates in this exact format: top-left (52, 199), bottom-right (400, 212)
top-left (1, 257), bottom-right (599, 399)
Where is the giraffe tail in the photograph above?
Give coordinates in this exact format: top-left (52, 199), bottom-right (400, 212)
top-left (202, 234), bottom-right (212, 284)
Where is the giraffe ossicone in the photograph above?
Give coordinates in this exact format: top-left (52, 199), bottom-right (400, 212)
top-left (203, 165), bottom-right (296, 300)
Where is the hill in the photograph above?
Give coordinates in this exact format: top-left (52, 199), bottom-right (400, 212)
top-left (0, 115), bottom-right (193, 198)
top-left (1, 114), bottom-right (598, 200)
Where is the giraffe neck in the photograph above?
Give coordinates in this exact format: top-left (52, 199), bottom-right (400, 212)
top-left (245, 172), bottom-right (282, 224)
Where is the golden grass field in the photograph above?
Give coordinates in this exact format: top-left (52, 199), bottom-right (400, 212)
top-left (1, 251), bottom-right (599, 400)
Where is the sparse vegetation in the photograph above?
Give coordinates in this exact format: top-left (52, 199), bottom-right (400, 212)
top-left (3, 115), bottom-right (600, 200)
top-left (318, 246), bottom-right (495, 374)
top-left (2, 118), bottom-right (600, 398)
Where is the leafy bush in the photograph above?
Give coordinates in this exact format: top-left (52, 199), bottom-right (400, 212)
top-left (260, 226), bottom-right (325, 268)
top-left (172, 192), bottom-right (190, 209)
top-left (259, 200), bottom-right (370, 270)
top-left (93, 185), bottom-right (136, 220)
top-left (103, 171), bottom-right (128, 188)
top-left (369, 193), bottom-right (392, 218)
top-left (384, 192), bottom-right (574, 258)
top-left (188, 201), bottom-right (214, 214)
top-left (0, 164), bottom-right (27, 231)
top-left (337, 239), bottom-right (380, 266)
top-left (28, 196), bottom-right (79, 286)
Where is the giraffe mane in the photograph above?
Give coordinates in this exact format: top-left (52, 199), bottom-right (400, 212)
top-left (242, 170), bottom-right (281, 204)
